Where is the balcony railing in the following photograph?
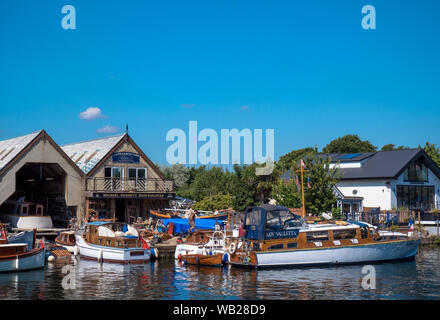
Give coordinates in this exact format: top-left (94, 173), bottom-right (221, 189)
top-left (86, 177), bottom-right (174, 193)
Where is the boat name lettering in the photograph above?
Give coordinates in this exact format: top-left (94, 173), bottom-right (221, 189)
top-left (265, 229), bottom-right (299, 239)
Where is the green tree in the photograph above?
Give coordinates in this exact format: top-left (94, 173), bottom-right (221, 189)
top-left (381, 144), bottom-right (409, 151)
top-left (323, 134), bottom-right (377, 154)
top-left (421, 142), bottom-right (440, 167)
top-left (158, 164), bottom-right (190, 189)
top-left (192, 193), bottom-right (233, 211)
top-left (272, 153), bottom-right (341, 214)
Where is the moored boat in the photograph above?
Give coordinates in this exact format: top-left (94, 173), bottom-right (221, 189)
top-left (229, 204), bottom-right (420, 268)
top-left (0, 227), bottom-right (45, 272)
top-left (55, 231), bottom-right (77, 253)
top-left (75, 222), bottom-right (151, 264)
top-left (182, 253), bottom-right (224, 267)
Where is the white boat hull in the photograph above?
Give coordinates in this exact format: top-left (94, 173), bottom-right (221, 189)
top-left (2, 214), bottom-right (53, 229)
top-left (75, 235), bottom-right (151, 264)
top-left (239, 240), bottom-right (420, 268)
top-left (0, 248), bottom-right (46, 272)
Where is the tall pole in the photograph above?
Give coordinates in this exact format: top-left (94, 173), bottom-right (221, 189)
top-left (300, 165), bottom-right (305, 217)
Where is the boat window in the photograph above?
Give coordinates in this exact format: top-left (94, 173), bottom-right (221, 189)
top-left (389, 236), bottom-right (398, 241)
top-left (106, 240), bottom-right (111, 246)
top-left (360, 227), bottom-right (369, 239)
top-left (268, 243), bottom-right (284, 250)
top-left (117, 241), bottom-right (121, 247)
top-left (265, 211), bottom-right (281, 229)
top-left (98, 239), bottom-right (102, 245)
top-left (306, 231), bottom-right (329, 242)
top-left (333, 229), bottom-right (357, 240)
top-left (369, 228), bottom-right (378, 237)
top-left (287, 242), bottom-right (297, 249)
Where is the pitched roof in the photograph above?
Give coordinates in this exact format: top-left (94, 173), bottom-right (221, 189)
top-left (331, 149), bottom-right (440, 180)
top-left (282, 148), bottom-right (440, 181)
top-left (0, 131), bottom-right (42, 171)
top-left (61, 134), bottom-right (125, 174)
top-left (0, 130), bottom-right (85, 177)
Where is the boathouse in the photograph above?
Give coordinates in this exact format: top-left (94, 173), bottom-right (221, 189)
top-left (61, 133), bottom-right (174, 224)
top-left (328, 149), bottom-right (440, 214)
top-left (0, 130), bottom-right (85, 228)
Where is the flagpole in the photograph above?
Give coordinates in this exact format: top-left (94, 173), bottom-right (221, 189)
top-left (300, 164), bottom-right (305, 218)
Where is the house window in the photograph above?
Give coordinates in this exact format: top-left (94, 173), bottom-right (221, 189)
top-left (397, 185), bottom-right (434, 210)
top-left (403, 159), bottom-right (428, 182)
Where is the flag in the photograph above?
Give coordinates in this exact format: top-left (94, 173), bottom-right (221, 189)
top-left (307, 177), bottom-right (311, 189)
top-left (40, 239), bottom-right (45, 249)
top-left (295, 175), bottom-right (301, 190)
top-left (139, 234), bottom-right (150, 249)
top-left (300, 159), bottom-right (306, 168)
top-left (408, 217), bottom-right (414, 231)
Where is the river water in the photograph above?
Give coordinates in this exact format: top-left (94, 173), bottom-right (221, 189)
top-left (1, 247), bottom-right (439, 300)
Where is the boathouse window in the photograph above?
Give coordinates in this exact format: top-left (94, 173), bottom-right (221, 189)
top-left (98, 239), bottom-right (102, 245)
top-left (306, 231), bottom-right (329, 242)
top-left (287, 242), bottom-right (297, 249)
top-left (332, 229), bottom-right (357, 240)
top-left (268, 243), bottom-right (284, 250)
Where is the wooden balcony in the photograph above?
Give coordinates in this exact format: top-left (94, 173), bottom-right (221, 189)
top-left (86, 177), bottom-right (174, 193)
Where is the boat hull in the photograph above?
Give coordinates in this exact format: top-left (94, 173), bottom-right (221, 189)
top-left (0, 248), bottom-right (46, 272)
top-left (231, 239), bottom-right (420, 268)
top-left (183, 254), bottom-right (224, 267)
top-left (75, 235), bottom-right (151, 264)
top-left (2, 214), bottom-right (53, 229)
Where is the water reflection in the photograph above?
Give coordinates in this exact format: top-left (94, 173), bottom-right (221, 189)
top-left (0, 248), bottom-right (439, 300)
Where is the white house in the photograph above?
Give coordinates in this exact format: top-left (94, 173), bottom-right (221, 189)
top-left (328, 149), bottom-right (440, 213)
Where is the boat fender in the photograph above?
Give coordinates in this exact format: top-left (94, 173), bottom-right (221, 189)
top-left (228, 242), bottom-right (236, 254)
top-left (73, 245), bottom-right (79, 256)
top-left (177, 254), bottom-right (182, 261)
top-left (98, 249), bottom-right (103, 263)
top-left (237, 241), bottom-right (243, 249)
top-left (48, 255), bottom-right (55, 262)
top-left (223, 253), bottom-right (229, 264)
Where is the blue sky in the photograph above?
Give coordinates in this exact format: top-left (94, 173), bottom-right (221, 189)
top-left (0, 0), bottom-right (439, 165)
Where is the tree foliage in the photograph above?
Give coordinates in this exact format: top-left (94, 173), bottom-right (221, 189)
top-left (323, 134), bottom-right (377, 154)
top-left (192, 193), bottom-right (233, 211)
top-left (380, 144), bottom-right (409, 151)
top-left (422, 142), bottom-right (440, 167)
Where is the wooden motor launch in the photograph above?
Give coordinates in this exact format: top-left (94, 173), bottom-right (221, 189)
top-left (228, 204), bottom-right (420, 268)
top-left (75, 221), bottom-right (151, 264)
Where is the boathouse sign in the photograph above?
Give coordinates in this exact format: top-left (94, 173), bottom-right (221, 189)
top-left (92, 193), bottom-right (174, 199)
top-left (112, 152), bottom-right (140, 164)
top-left (264, 229), bottom-right (299, 240)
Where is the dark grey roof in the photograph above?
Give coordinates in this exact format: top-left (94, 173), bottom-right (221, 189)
top-left (336, 148), bottom-right (440, 180)
top-left (281, 148), bottom-right (440, 181)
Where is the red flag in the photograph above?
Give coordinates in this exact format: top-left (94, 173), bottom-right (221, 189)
top-left (40, 239), bottom-right (45, 249)
top-left (139, 234), bottom-right (150, 249)
top-left (300, 159), bottom-right (306, 168)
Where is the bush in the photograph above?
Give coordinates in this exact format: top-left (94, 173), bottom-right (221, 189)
top-left (192, 193), bottom-right (233, 211)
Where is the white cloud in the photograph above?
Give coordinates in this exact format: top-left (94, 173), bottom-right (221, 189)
top-left (79, 107), bottom-right (107, 120)
top-left (97, 125), bottom-right (120, 134)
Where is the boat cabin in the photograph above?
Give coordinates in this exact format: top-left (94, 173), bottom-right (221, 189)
top-left (83, 222), bottom-right (143, 249)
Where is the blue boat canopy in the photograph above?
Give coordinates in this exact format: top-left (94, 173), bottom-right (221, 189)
top-left (162, 218), bottom-right (225, 234)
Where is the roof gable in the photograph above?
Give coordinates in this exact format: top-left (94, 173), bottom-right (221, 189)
top-left (0, 131), bottom-right (42, 171)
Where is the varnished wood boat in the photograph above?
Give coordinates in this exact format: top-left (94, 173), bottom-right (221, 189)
top-left (150, 210), bottom-right (183, 219)
top-left (75, 222), bottom-right (151, 264)
top-left (182, 253), bottom-right (224, 267)
top-left (55, 231), bottom-right (77, 253)
top-left (229, 205), bottom-right (420, 268)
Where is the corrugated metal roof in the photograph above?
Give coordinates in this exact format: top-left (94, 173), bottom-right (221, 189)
top-left (61, 134), bottom-right (125, 174)
top-left (0, 131), bottom-right (42, 171)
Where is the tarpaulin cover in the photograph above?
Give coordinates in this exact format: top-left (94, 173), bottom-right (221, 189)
top-left (162, 218), bottom-right (224, 234)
